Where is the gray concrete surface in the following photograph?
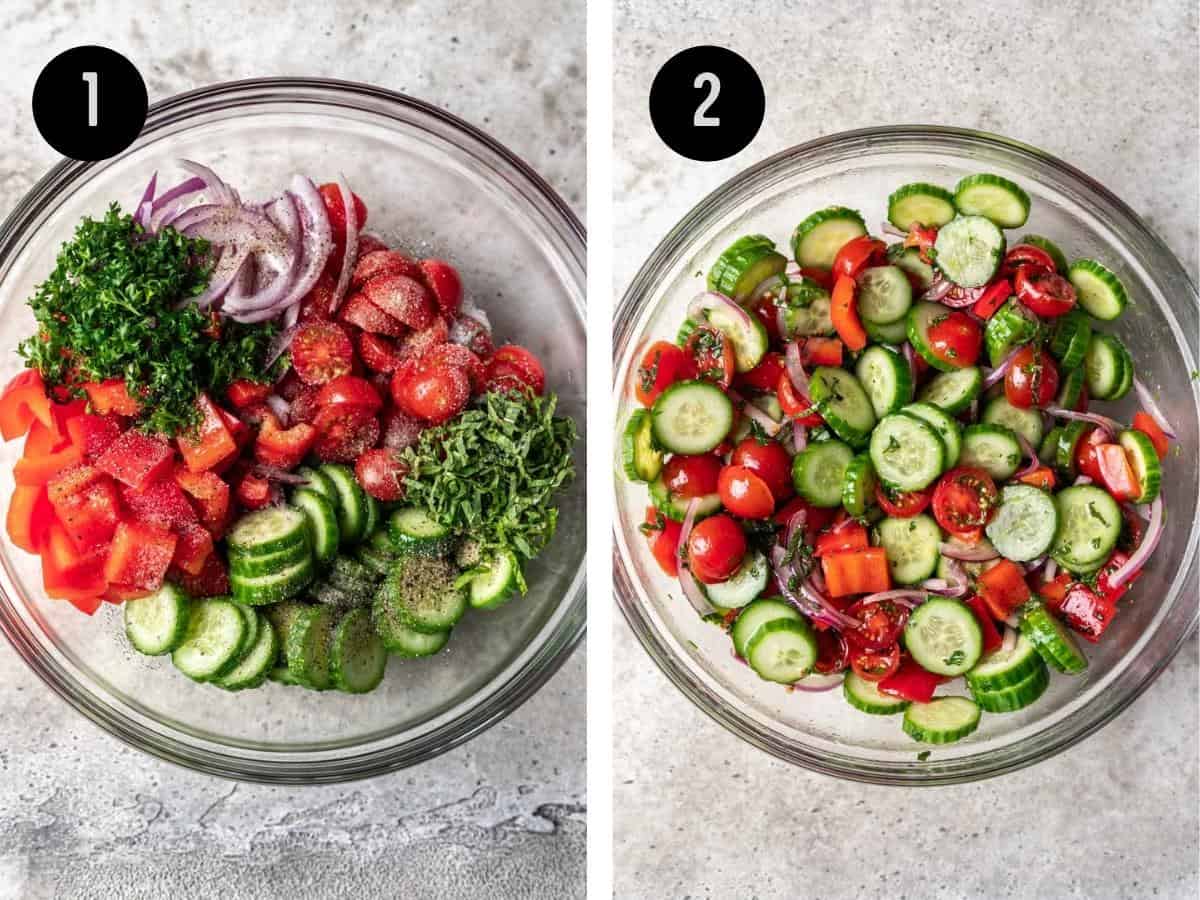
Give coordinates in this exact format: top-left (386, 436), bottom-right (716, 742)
top-left (0, 2), bottom-right (585, 898)
top-left (614, 1), bottom-right (1198, 897)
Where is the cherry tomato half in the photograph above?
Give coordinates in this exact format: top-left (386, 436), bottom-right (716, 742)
top-left (1074, 426), bottom-right (1108, 482)
top-left (717, 465), bottom-right (775, 519)
top-left (662, 454), bottom-right (722, 499)
top-left (686, 514), bottom-right (747, 584)
top-left (874, 483), bottom-right (932, 518)
top-left (393, 364), bottom-right (471, 424)
top-left (777, 371), bottom-right (824, 426)
top-left (491, 345), bottom-right (546, 395)
top-left (846, 598), bottom-right (909, 651)
top-left (1005, 346), bottom-right (1060, 409)
top-left (291, 322), bottom-right (355, 385)
top-left (354, 448), bottom-right (409, 501)
top-left (932, 467), bottom-right (999, 536)
top-left (850, 643), bottom-right (901, 682)
top-left (735, 352), bottom-right (786, 394)
top-left (814, 629), bottom-right (849, 674)
top-left (1003, 244), bottom-right (1058, 277)
top-left (1015, 268), bottom-right (1076, 318)
top-left (832, 235), bottom-right (887, 280)
top-left (313, 404), bottom-right (380, 463)
top-left (685, 326), bottom-right (735, 388)
top-left (315, 375), bottom-right (383, 413)
top-left (642, 507), bottom-right (683, 576)
top-left (634, 341), bottom-right (695, 406)
top-left (926, 311), bottom-right (982, 368)
top-left (730, 436), bottom-right (794, 501)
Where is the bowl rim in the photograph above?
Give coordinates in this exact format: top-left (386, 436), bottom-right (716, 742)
top-left (612, 123), bottom-right (1199, 786)
top-left (0, 76), bottom-right (587, 783)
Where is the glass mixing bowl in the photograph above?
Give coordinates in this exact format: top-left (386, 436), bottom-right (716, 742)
top-left (613, 126), bottom-right (1198, 785)
top-left (0, 78), bottom-right (586, 783)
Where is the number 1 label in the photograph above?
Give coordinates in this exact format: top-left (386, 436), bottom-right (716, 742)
top-left (82, 71), bottom-right (98, 127)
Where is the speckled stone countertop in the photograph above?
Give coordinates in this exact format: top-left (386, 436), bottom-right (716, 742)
top-left (0, 2), bottom-right (584, 897)
top-left (614, 1), bottom-right (1198, 897)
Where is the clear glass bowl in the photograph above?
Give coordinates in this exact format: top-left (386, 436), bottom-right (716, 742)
top-left (0, 78), bottom-right (586, 783)
top-left (613, 126), bottom-right (1198, 785)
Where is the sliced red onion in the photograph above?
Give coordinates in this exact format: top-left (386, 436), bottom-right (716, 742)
top-left (133, 171), bottom-right (157, 229)
top-left (687, 291), bottom-right (753, 330)
top-left (791, 673), bottom-right (845, 692)
top-left (1023, 555), bottom-right (1047, 574)
top-left (808, 564), bottom-right (827, 597)
top-left (282, 301), bottom-right (300, 331)
top-left (922, 275), bottom-right (954, 302)
top-left (801, 580), bottom-right (861, 630)
top-left (776, 303), bottom-right (790, 341)
top-left (178, 158), bottom-right (237, 206)
top-left (857, 589), bottom-right (930, 608)
top-left (251, 463), bottom-right (309, 485)
top-left (1073, 474), bottom-right (1093, 486)
top-left (1003, 613), bottom-right (1020, 629)
top-left (783, 507), bottom-right (807, 552)
top-left (939, 540), bottom-right (998, 562)
top-left (1125, 501), bottom-right (1152, 522)
top-left (939, 284), bottom-right (986, 308)
top-left (750, 274), bottom-right (787, 304)
top-left (678, 498), bottom-right (715, 617)
top-left (221, 194), bottom-right (304, 320)
top-left (919, 577), bottom-right (968, 597)
top-left (966, 395), bottom-right (979, 422)
top-left (149, 175), bottom-right (205, 229)
top-left (1106, 495), bottom-right (1164, 590)
top-left (282, 175), bottom-right (335, 306)
top-left (902, 343), bottom-right (916, 381)
top-left (1043, 406), bottom-right (1123, 438)
top-left (784, 339), bottom-right (810, 396)
top-left (1000, 626), bottom-right (1018, 654)
top-left (736, 396), bottom-right (782, 437)
top-left (880, 221), bottom-right (908, 238)
top-left (983, 348), bottom-right (1019, 389)
top-left (264, 394), bottom-right (291, 426)
top-left (1133, 377), bottom-right (1177, 439)
top-left (191, 245), bottom-right (252, 309)
top-left (327, 174), bottom-right (359, 316)
top-left (265, 323), bottom-right (301, 370)
top-left (1043, 559), bottom-right (1058, 581)
top-left (1014, 433), bottom-right (1040, 477)
top-left (792, 423), bottom-right (808, 454)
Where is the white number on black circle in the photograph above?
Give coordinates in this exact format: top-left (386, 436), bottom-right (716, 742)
top-left (692, 72), bottom-right (720, 128)
top-left (82, 71), bottom-right (98, 126)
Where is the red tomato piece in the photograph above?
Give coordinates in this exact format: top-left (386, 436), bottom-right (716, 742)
top-left (339, 292), bottom-right (406, 337)
top-left (234, 473), bottom-right (273, 510)
top-left (363, 274), bottom-right (436, 330)
top-left (491, 345), bottom-right (547, 395)
top-left (288, 385), bottom-right (324, 426)
top-left (634, 341), bottom-right (695, 406)
top-left (813, 629), bottom-right (849, 674)
top-left (176, 395), bottom-right (239, 473)
top-left (380, 406), bottom-right (426, 451)
top-left (451, 315), bottom-right (495, 359)
top-left (298, 268), bottom-right (338, 322)
top-left (730, 437), bottom-right (793, 501)
top-left (932, 467), bottom-right (999, 536)
top-left (801, 337), bottom-right (844, 367)
top-left (927, 310), bottom-right (982, 368)
top-left (643, 508), bottom-right (683, 577)
top-left (392, 364), bottom-right (471, 425)
top-left (773, 496), bottom-right (838, 541)
top-left (291, 322), bottom-right (355, 386)
top-left (422, 344), bottom-right (488, 393)
top-left (1073, 426), bottom-right (1107, 482)
top-left (1005, 346), bottom-right (1059, 408)
top-left (1094, 443), bottom-right (1138, 501)
top-left (315, 375), bottom-right (383, 414)
top-left (355, 448), bottom-right (410, 502)
top-left (846, 597), bottom-right (908, 649)
top-left (849, 644), bottom-right (901, 682)
top-left (1132, 411), bottom-right (1170, 459)
top-left (1015, 268), bottom-right (1076, 318)
top-left (686, 514), bottom-right (747, 584)
top-left (356, 234), bottom-right (389, 257)
top-left (226, 380), bottom-right (273, 410)
top-left (357, 332), bottom-right (403, 374)
top-left (685, 327), bottom-right (735, 388)
top-left (95, 430), bottom-right (175, 488)
top-left (419, 259), bottom-right (463, 319)
top-left (313, 405), bottom-right (381, 462)
top-left (832, 236), bottom-right (886, 280)
top-left (397, 317), bottom-right (451, 361)
top-left (662, 454), bottom-right (722, 499)
top-left (1003, 244), bottom-right (1058, 277)
top-left (734, 352), bottom-right (787, 394)
top-left (350, 249), bottom-right (422, 291)
top-left (874, 483), bottom-right (932, 518)
top-left (717, 464), bottom-right (774, 519)
top-left (776, 371), bottom-right (824, 426)
top-left (0, 369), bottom-right (54, 441)
top-left (318, 182), bottom-right (368, 238)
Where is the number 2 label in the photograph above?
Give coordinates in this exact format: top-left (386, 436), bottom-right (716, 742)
top-left (693, 72), bottom-right (720, 128)
top-left (82, 71), bottom-right (98, 127)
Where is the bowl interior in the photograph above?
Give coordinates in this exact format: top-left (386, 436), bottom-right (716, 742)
top-left (0, 82), bottom-right (586, 777)
top-left (613, 129), bottom-right (1199, 782)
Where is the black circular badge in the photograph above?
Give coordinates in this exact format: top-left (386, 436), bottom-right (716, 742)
top-left (649, 46), bottom-right (764, 162)
top-left (33, 46), bottom-right (147, 161)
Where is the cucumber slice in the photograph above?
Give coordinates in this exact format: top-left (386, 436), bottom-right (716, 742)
top-left (886, 244), bottom-right (935, 291)
top-left (261, 601), bottom-right (308, 665)
top-left (296, 465), bottom-right (338, 505)
top-left (651, 380), bottom-right (734, 455)
top-left (792, 440), bottom-right (854, 507)
top-left (782, 293), bottom-right (835, 338)
top-left (958, 424), bottom-right (1023, 481)
top-left (1119, 429), bottom-right (1162, 504)
top-left (904, 597), bottom-right (983, 676)
top-left (171, 598), bottom-right (249, 682)
top-left (887, 182), bottom-right (957, 229)
top-left (648, 474), bottom-right (722, 523)
top-left (869, 413), bottom-right (946, 491)
top-left (291, 487), bottom-right (340, 568)
top-left (1049, 309), bottom-right (1092, 370)
top-left (378, 618), bottom-right (451, 658)
top-left (969, 657), bottom-right (1049, 713)
top-left (1039, 426), bottom-right (1063, 465)
top-left (377, 555), bottom-right (467, 634)
top-left (1020, 234), bottom-right (1068, 273)
top-left (917, 366), bottom-right (983, 415)
top-left (704, 551), bottom-right (769, 609)
top-left (855, 345), bottom-right (913, 417)
top-left (1068, 259), bottom-right (1128, 320)
top-left (320, 463), bottom-right (369, 545)
top-left (980, 395), bottom-right (1043, 448)
top-left (388, 506), bottom-right (454, 557)
top-left (1083, 333), bottom-right (1127, 400)
top-left (907, 302), bottom-right (967, 373)
top-left (841, 453), bottom-right (877, 517)
top-left (791, 207), bottom-right (868, 269)
top-left (227, 506), bottom-right (309, 556)
top-left (966, 631), bottom-right (1045, 692)
top-left (933, 215), bottom-right (1006, 288)
top-left (745, 617), bottom-right (818, 684)
top-left (874, 514), bottom-right (942, 585)
top-left (731, 597), bottom-right (802, 659)
top-left (1053, 420), bottom-right (1091, 478)
top-left (227, 540), bottom-right (310, 578)
top-left (843, 670), bottom-right (910, 715)
top-left (362, 494), bottom-right (381, 539)
top-left (267, 665), bottom-right (305, 686)
top-left (984, 299), bottom-right (1038, 367)
top-left (330, 607), bottom-right (388, 693)
top-left (285, 604), bottom-right (335, 690)
top-left (124, 584), bottom-right (191, 656)
top-left (356, 544), bottom-right (394, 578)
top-left (857, 265), bottom-right (913, 325)
top-left (901, 403), bottom-right (962, 468)
top-left (985, 485), bottom-right (1058, 562)
top-left (1110, 339), bottom-right (1134, 401)
top-left (1019, 601), bottom-right (1088, 674)
top-left (675, 318), bottom-right (699, 347)
top-left (903, 697), bottom-right (982, 744)
top-left (621, 409), bottom-right (663, 483)
top-left (216, 610), bottom-right (278, 691)
top-left (1049, 485), bottom-right (1122, 573)
top-left (953, 174), bottom-right (1031, 228)
top-left (705, 302), bottom-right (769, 373)
top-left (327, 556), bottom-right (379, 598)
top-left (807, 366), bottom-right (876, 447)
top-left (707, 235), bottom-right (787, 300)
top-left (468, 550), bottom-right (522, 610)
top-left (230, 556), bottom-right (315, 606)
top-left (864, 315), bottom-right (910, 345)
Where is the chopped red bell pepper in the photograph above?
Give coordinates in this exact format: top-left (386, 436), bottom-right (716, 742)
top-left (235, 472), bottom-right (273, 510)
top-left (83, 379), bottom-right (142, 416)
top-left (1058, 583), bottom-right (1117, 642)
top-left (966, 595), bottom-right (1004, 653)
top-left (830, 275), bottom-right (868, 352)
top-left (46, 465), bottom-right (122, 552)
top-left (7, 484), bottom-right (54, 554)
top-left (121, 478), bottom-right (198, 530)
top-left (96, 430), bottom-right (175, 488)
top-left (173, 467), bottom-right (232, 536)
top-left (176, 394), bottom-right (238, 472)
top-left (822, 547), bottom-right (891, 598)
top-left (218, 407), bottom-right (252, 449)
top-left (23, 418), bottom-right (68, 458)
top-left (102, 583), bottom-right (155, 603)
top-left (41, 520), bottom-right (107, 603)
top-left (254, 412), bottom-right (317, 470)
top-left (1131, 411), bottom-right (1170, 460)
top-left (1015, 465), bottom-right (1056, 491)
top-left (1039, 571), bottom-right (1073, 614)
top-left (14, 419), bottom-right (84, 485)
top-left (801, 337), bottom-right (844, 367)
top-left (1095, 549), bottom-right (1142, 605)
top-left (167, 551), bottom-right (230, 598)
top-left (226, 379), bottom-right (273, 410)
top-left (49, 398), bottom-right (88, 444)
top-left (1094, 443), bottom-right (1138, 501)
top-left (976, 559), bottom-right (1031, 621)
top-left (171, 520), bottom-right (215, 576)
top-left (65, 413), bottom-right (123, 461)
top-left (814, 522), bottom-right (869, 557)
top-left (0, 369), bottom-right (54, 441)
top-left (103, 520), bottom-right (177, 592)
top-left (971, 279), bottom-right (1012, 320)
top-left (878, 655), bottom-right (949, 703)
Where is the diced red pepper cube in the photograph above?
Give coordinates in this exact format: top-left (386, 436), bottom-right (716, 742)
top-left (14, 440), bottom-right (83, 485)
top-left (235, 473), bottom-right (273, 510)
top-left (41, 520), bottom-right (107, 604)
top-left (171, 521), bottom-right (214, 576)
top-left (103, 520), bottom-right (177, 592)
top-left (47, 465), bottom-right (122, 553)
top-left (121, 478), bottom-right (198, 530)
top-left (226, 379), bottom-right (273, 410)
top-left (7, 484), bottom-right (55, 554)
top-left (173, 466), bottom-right (232, 537)
top-left (176, 395), bottom-right (238, 472)
top-left (96, 430), bottom-right (175, 488)
top-left (0, 369), bottom-right (55, 441)
top-left (65, 413), bottom-right (123, 461)
top-left (1058, 584), bottom-right (1118, 643)
top-left (254, 414), bottom-right (317, 470)
top-left (83, 379), bottom-right (142, 416)
top-left (977, 559), bottom-right (1031, 621)
top-left (966, 595), bottom-right (1004, 653)
top-left (102, 584), bottom-right (154, 603)
top-left (878, 656), bottom-right (949, 703)
top-left (168, 552), bottom-right (230, 598)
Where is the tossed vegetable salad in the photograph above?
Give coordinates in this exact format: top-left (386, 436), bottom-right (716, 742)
top-left (623, 172), bottom-right (1172, 745)
top-left (3, 161), bottom-right (574, 695)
